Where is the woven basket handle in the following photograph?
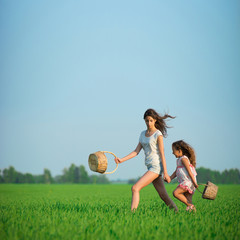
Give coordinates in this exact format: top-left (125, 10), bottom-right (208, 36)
top-left (196, 183), bottom-right (208, 194)
top-left (101, 151), bottom-right (118, 175)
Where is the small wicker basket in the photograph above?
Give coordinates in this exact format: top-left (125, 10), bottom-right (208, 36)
top-left (88, 151), bottom-right (118, 174)
top-left (197, 181), bottom-right (218, 200)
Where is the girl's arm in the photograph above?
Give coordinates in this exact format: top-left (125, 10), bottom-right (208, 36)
top-left (181, 157), bottom-right (198, 188)
top-left (157, 135), bottom-right (171, 183)
top-left (114, 142), bottom-right (142, 164)
top-left (170, 170), bottom-right (177, 180)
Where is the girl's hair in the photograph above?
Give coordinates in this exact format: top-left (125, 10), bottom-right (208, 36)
top-left (143, 108), bottom-right (175, 137)
top-left (172, 140), bottom-right (196, 167)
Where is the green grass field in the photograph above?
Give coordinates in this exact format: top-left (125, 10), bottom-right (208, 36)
top-left (0, 184), bottom-right (239, 240)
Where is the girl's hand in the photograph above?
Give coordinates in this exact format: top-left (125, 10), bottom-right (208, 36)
top-left (194, 183), bottom-right (199, 189)
top-left (163, 173), bottom-right (171, 183)
top-left (114, 157), bottom-right (122, 164)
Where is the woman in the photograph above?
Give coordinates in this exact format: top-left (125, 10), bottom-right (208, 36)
top-left (115, 109), bottom-right (178, 211)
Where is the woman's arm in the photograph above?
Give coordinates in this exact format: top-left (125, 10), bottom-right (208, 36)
top-left (181, 157), bottom-right (198, 188)
top-left (170, 170), bottom-right (177, 180)
top-left (114, 142), bottom-right (142, 164)
top-left (157, 135), bottom-right (171, 183)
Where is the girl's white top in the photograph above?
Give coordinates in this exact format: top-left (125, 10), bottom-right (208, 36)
top-left (139, 130), bottom-right (162, 166)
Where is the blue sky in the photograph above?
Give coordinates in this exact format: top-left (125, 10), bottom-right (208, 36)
top-left (1, 0), bottom-right (240, 180)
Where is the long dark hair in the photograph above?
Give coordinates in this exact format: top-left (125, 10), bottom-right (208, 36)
top-left (143, 108), bottom-right (175, 137)
top-left (172, 140), bottom-right (196, 167)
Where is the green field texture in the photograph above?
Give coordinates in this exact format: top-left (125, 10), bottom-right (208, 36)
top-left (0, 184), bottom-right (239, 240)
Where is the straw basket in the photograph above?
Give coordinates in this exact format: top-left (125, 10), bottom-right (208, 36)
top-left (197, 181), bottom-right (218, 200)
top-left (88, 151), bottom-right (118, 174)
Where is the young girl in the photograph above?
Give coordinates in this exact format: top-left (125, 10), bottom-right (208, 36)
top-left (170, 140), bottom-right (198, 211)
top-left (114, 109), bottom-right (178, 212)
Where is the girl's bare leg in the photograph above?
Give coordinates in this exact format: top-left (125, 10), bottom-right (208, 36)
top-left (131, 171), bottom-right (158, 211)
top-left (152, 176), bottom-right (178, 211)
top-left (173, 187), bottom-right (192, 207)
top-left (184, 192), bottom-right (193, 205)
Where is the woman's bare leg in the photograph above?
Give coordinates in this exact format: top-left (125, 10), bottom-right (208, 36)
top-left (131, 171), bottom-right (158, 211)
top-left (152, 176), bottom-right (178, 211)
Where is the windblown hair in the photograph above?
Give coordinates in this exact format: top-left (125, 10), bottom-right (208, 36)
top-left (172, 140), bottom-right (196, 167)
top-left (143, 108), bottom-right (175, 138)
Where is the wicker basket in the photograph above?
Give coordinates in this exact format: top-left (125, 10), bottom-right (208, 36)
top-left (197, 181), bottom-right (218, 200)
top-left (88, 151), bottom-right (118, 174)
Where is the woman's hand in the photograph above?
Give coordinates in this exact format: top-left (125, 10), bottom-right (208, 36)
top-left (163, 173), bottom-right (171, 183)
top-left (114, 157), bottom-right (122, 164)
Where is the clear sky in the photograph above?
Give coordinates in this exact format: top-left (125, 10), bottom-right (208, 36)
top-left (1, 0), bottom-right (240, 181)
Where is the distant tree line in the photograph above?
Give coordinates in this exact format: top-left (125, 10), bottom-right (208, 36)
top-left (0, 164), bottom-right (110, 184)
top-left (1, 166), bottom-right (239, 184)
top-left (127, 167), bottom-right (240, 184)
top-left (196, 167), bottom-right (240, 184)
